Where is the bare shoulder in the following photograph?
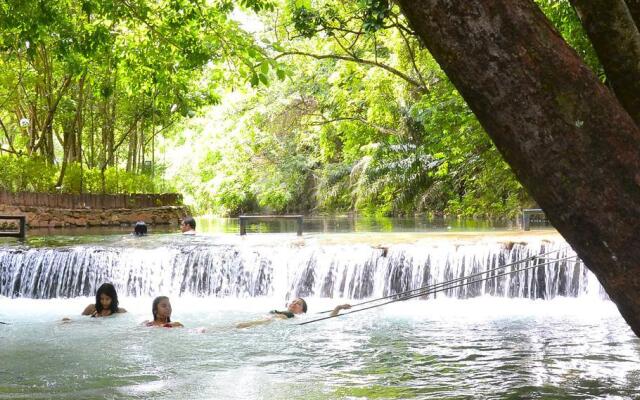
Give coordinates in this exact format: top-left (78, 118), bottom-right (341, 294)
top-left (117, 307), bottom-right (127, 313)
top-left (82, 304), bottom-right (96, 315)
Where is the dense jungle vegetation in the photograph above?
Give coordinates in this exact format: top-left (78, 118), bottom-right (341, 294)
top-left (0, 0), bottom-right (600, 217)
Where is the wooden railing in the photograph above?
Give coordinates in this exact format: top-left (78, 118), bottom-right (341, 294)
top-left (239, 215), bottom-right (304, 236)
top-left (0, 190), bottom-right (183, 210)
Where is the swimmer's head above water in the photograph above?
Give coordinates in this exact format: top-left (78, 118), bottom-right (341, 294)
top-left (287, 298), bottom-right (307, 314)
top-left (95, 283), bottom-right (119, 315)
top-left (152, 296), bottom-right (172, 323)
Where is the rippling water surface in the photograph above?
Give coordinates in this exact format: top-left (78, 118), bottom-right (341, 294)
top-left (1, 296), bottom-right (638, 399)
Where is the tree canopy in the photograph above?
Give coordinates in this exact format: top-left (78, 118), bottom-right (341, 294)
top-left (160, 0), bottom-right (597, 218)
top-left (0, 0), bottom-right (272, 193)
top-left (0, 0), bottom-right (600, 220)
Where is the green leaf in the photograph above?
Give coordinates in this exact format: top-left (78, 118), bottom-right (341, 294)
top-left (250, 73), bottom-right (260, 86)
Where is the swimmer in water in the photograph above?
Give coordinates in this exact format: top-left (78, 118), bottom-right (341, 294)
top-left (235, 298), bottom-right (351, 328)
top-left (81, 283), bottom-right (127, 317)
top-left (133, 221), bottom-right (148, 236)
top-left (144, 296), bottom-right (184, 328)
top-left (180, 217), bottom-right (196, 235)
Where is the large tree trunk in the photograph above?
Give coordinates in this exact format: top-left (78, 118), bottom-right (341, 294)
top-left (626, 0), bottom-right (640, 27)
top-left (395, 0), bottom-right (640, 336)
top-left (570, 0), bottom-right (640, 126)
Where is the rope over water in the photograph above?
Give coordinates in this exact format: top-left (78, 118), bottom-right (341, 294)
top-left (315, 246), bottom-right (569, 314)
top-left (300, 247), bottom-right (578, 326)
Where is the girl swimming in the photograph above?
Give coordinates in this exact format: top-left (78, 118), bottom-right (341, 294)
top-left (144, 296), bottom-right (183, 328)
top-left (82, 283), bottom-right (127, 317)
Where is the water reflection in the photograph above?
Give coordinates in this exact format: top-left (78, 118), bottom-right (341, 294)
top-left (9, 215), bottom-right (552, 240)
top-left (197, 215), bottom-right (529, 235)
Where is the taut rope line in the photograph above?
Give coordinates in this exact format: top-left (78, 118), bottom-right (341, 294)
top-left (299, 254), bottom-right (579, 326)
top-left (315, 247), bottom-right (575, 314)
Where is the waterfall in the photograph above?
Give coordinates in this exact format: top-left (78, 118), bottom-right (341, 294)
top-left (0, 240), bottom-right (602, 300)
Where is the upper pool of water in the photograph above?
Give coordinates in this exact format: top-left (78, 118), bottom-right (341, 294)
top-left (0, 215), bottom-right (554, 248)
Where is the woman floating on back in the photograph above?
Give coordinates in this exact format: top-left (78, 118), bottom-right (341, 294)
top-left (81, 283), bottom-right (127, 317)
top-left (144, 296), bottom-right (183, 328)
top-left (235, 297), bottom-right (351, 328)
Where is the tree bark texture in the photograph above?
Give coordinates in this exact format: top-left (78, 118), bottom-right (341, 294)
top-left (570, 0), bottom-right (640, 126)
top-left (626, 0), bottom-right (640, 27)
top-left (395, 0), bottom-right (640, 336)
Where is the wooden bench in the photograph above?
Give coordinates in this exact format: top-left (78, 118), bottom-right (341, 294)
top-left (522, 208), bottom-right (546, 231)
top-left (0, 215), bottom-right (26, 239)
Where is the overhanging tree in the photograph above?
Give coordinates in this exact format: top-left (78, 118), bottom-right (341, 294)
top-left (395, 0), bottom-right (640, 336)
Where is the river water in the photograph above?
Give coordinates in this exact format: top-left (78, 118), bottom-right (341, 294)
top-left (0, 231), bottom-right (638, 399)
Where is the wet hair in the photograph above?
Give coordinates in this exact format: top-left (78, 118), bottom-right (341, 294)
top-left (300, 298), bottom-right (307, 313)
top-left (95, 283), bottom-right (119, 314)
top-left (270, 310), bottom-right (295, 318)
top-left (293, 298), bottom-right (307, 313)
top-left (152, 296), bottom-right (171, 323)
top-left (133, 221), bottom-right (147, 235)
top-left (182, 217), bottom-right (196, 230)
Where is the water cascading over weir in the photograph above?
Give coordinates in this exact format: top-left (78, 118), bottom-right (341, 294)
top-left (0, 240), bottom-right (602, 300)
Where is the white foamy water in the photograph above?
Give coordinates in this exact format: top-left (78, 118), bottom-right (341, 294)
top-left (0, 236), bottom-right (601, 301)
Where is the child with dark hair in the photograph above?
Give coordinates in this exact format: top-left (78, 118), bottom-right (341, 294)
top-left (144, 296), bottom-right (183, 328)
top-left (82, 283), bottom-right (127, 317)
top-left (133, 221), bottom-right (148, 236)
top-left (180, 217), bottom-right (196, 235)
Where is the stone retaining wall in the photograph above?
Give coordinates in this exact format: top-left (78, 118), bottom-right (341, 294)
top-left (0, 204), bottom-right (190, 228)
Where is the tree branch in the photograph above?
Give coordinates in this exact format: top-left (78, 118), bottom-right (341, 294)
top-left (274, 51), bottom-right (427, 92)
top-left (394, 15), bottom-right (427, 89)
top-left (0, 116), bottom-right (17, 154)
top-left (626, 0), bottom-right (640, 27)
top-left (571, 0), bottom-right (640, 125)
top-left (308, 114), bottom-right (400, 136)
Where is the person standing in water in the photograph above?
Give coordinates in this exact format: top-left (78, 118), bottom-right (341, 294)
top-left (180, 217), bottom-right (196, 235)
top-left (81, 283), bottom-right (127, 317)
top-left (144, 296), bottom-right (184, 328)
top-left (235, 298), bottom-right (351, 328)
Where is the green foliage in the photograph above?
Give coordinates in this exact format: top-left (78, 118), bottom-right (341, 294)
top-left (0, 0), bottom-right (598, 219)
top-left (0, 155), bottom-right (57, 192)
top-left (0, 155), bottom-right (171, 194)
top-left (0, 0), bottom-right (271, 195)
top-left (359, 0), bottom-right (391, 32)
top-left (536, 0), bottom-right (602, 75)
top-left (166, 1), bottom-right (534, 217)
top-left (291, 6), bottom-right (325, 38)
